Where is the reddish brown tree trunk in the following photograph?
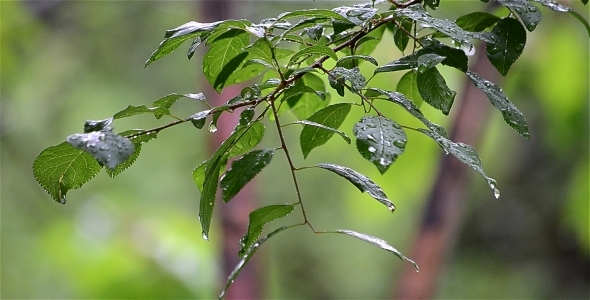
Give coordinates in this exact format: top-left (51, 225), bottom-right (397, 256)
top-left (199, 1), bottom-right (260, 299)
top-left (394, 42), bottom-right (501, 299)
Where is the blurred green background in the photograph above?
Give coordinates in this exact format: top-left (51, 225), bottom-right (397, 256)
top-left (1, 1), bottom-right (588, 298)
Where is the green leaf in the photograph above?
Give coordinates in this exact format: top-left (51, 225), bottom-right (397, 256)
top-left (203, 29), bottom-right (250, 93)
top-left (288, 45), bottom-right (338, 67)
top-left (283, 85), bottom-right (326, 102)
top-left (83, 118), bottom-right (112, 133)
top-left (220, 149), bottom-right (274, 202)
top-left (423, 0), bottom-right (440, 10)
top-left (316, 163), bottom-right (395, 211)
top-left (106, 130), bottom-right (158, 177)
top-left (187, 35), bottom-right (207, 60)
top-left (282, 17), bottom-right (330, 38)
top-left (33, 142), bottom-right (102, 204)
top-left (219, 226), bottom-right (289, 300)
top-left (417, 53), bottom-right (446, 73)
top-left (295, 120), bottom-right (351, 146)
top-left (465, 71), bottom-right (529, 139)
top-left (277, 9), bottom-right (353, 24)
top-left (365, 88), bottom-right (449, 138)
top-left (66, 130), bottom-right (135, 170)
top-left (397, 70), bottom-right (423, 107)
top-left (455, 12), bottom-right (501, 32)
top-left (374, 51), bottom-right (420, 73)
top-left (189, 110), bottom-right (211, 129)
top-left (238, 205), bottom-right (294, 257)
top-left (299, 103), bottom-right (352, 158)
top-left (375, 42), bottom-right (468, 73)
top-left (353, 116), bottom-right (407, 174)
top-left (497, 0), bottom-right (542, 31)
top-left (328, 67), bottom-right (366, 96)
top-left (192, 160), bottom-right (208, 193)
top-left (332, 5), bottom-right (378, 25)
top-left (286, 73), bottom-right (330, 120)
top-left (417, 67), bottom-right (457, 115)
top-left (486, 18), bottom-right (527, 76)
top-left (152, 93), bottom-right (206, 119)
top-left (336, 55), bottom-right (378, 67)
top-left (392, 18), bottom-right (413, 53)
top-left (530, 0), bottom-right (590, 37)
top-left (113, 105), bottom-right (169, 120)
top-left (333, 230), bottom-right (418, 270)
top-left (145, 21), bottom-right (222, 67)
top-left (395, 4), bottom-right (474, 52)
top-left (419, 128), bottom-right (500, 199)
top-left (227, 121), bottom-right (265, 158)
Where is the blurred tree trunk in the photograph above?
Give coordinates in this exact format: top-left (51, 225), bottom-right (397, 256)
top-left (199, 1), bottom-right (261, 299)
top-left (394, 41), bottom-right (501, 299)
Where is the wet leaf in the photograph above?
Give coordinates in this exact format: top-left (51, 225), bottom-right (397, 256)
top-left (106, 130), bottom-right (158, 177)
top-left (316, 163), bottom-right (395, 211)
top-left (113, 105), bottom-right (170, 120)
top-left (33, 142), bottom-right (102, 204)
top-left (417, 67), bottom-right (456, 115)
top-left (334, 230), bottom-right (418, 270)
top-left (392, 18), bottom-right (413, 53)
top-left (83, 118), bottom-right (112, 133)
top-left (497, 0), bottom-right (542, 31)
top-left (419, 128), bottom-right (500, 198)
top-left (465, 71), bottom-right (529, 139)
top-left (486, 18), bottom-right (527, 76)
top-left (150, 93), bottom-right (206, 119)
top-left (455, 12), bottom-right (501, 32)
top-left (238, 205), bottom-right (294, 257)
top-left (288, 45), bottom-right (338, 67)
top-left (328, 67), bottom-right (366, 96)
top-left (530, 0), bottom-right (590, 37)
top-left (189, 109), bottom-right (211, 129)
top-left (336, 55), bottom-right (378, 67)
top-left (221, 149), bottom-right (274, 202)
top-left (396, 70), bottom-right (423, 107)
top-left (417, 53), bottom-right (446, 73)
top-left (353, 116), bottom-right (407, 174)
top-left (66, 130), bottom-right (134, 170)
top-left (332, 5), bottom-right (378, 25)
top-left (299, 103), bottom-right (352, 158)
top-left (277, 9), bottom-right (352, 24)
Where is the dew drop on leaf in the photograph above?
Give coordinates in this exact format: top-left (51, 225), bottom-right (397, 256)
top-left (208, 122), bottom-right (218, 133)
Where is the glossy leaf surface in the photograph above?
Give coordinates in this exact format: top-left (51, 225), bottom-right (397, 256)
top-left (497, 0), bottom-right (542, 31)
top-left (66, 130), bottom-right (134, 170)
top-left (353, 116), bottom-right (407, 174)
top-left (417, 67), bottom-right (456, 115)
top-left (486, 18), bottom-right (527, 76)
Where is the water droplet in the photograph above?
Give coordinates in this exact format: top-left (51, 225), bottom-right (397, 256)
top-left (528, 6), bottom-right (536, 12)
top-left (208, 122), bottom-right (217, 133)
top-left (368, 146), bottom-right (376, 153)
top-left (493, 188), bottom-right (500, 199)
top-left (393, 140), bottom-right (406, 148)
top-left (367, 134), bottom-right (376, 141)
top-left (202, 233), bottom-right (209, 240)
top-left (388, 205), bottom-right (395, 212)
top-left (379, 157), bottom-right (388, 166)
top-left (69, 135), bottom-right (80, 140)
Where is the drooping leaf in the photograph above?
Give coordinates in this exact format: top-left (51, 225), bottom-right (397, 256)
top-left (417, 67), bottom-right (457, 115)
top-left (333, 230), bottom-right (419, 270)
top-left (282, 17), bottom-right (330, 38)
top-left (530, 0), bottom-right (590, 37)
top-left (419, 128), bottom-right (500, 198)
top-left (375, 41), bottom-right (468, 73)
top-left (299, 103), bottom-right (352, 158)
top-left (189, 110), bottom-right (211, 129)
top-left (486, 17), bottom-right (527, 76)
top-left (295, 120), bottom-right (351, 146)
top-left (106, 130), bottom-right (158, 177)
top-left (286, 73), bottom-right (330, 120)
top-left (146, 21), bottom-right (222, 66)
top-left (66, 130), bottom-right (135, 170)
top-left (192, 160), bottom-right (208, 193)
top-left (33, 142), bottom-right (102, 204)
top-left (316, 163), bottom-right (395, 211)
top-left (203, 28), bottom-right (250, 93)
top-left (238, 205), bottom-right (294, 257)
top-left (187, 35), bottom-right (207, 60)
top-left (496, 0), bottom-right (542, 31)
top-left (219, 226), bottom-right (289, 300)
top-left (353, 116), bottom-right (407, 174)
top-left (465, 71), bottom-right (529, 139)
top-left (423, 0), bottom-right (440, 10)
top-left (392, 18), bottom-right (413, 53)
top-left (288, 45), bottom-right (338, 67)
top-left (220, 149), bottom-right (274, 202)
top-left (397, 70), bottom-right (423, 107)
top-left (365, 88), bottom-right (449, 138)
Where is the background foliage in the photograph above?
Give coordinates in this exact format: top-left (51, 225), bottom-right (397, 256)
top-left (2, 0), bottom-right (588, 298)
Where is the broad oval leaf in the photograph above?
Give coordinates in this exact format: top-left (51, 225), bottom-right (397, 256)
top-left (316, 163), bottom-right (395, 211)
top-left (238, 205), bottom-right (294, 257)
top-left (353, 116), bottom-right (407, 174)
top-left (419, 128), bottom-right (500, 199)
top-left (106, 130), bottom-right (158, 177)
top-left (486, 18), bottom-right (527, 76)
top-left (334, 229), bottom-right (419, 270)
top-left (397, 70), bottom-right (424, 107)
top-left (299, 103), bottom-right (352, 158)
top-left (203, 29), bottom-right (250, 93)
top-left (288, 45), bottom-right (338, 67)
top-left (497, 0), bottom-right (542, 31)
top-left (33, 142), bottom-right (102, 204)
top-left (220, 149), bottom-right (274, 202)
top-left (392, 18), bottom-right (413, 53)
top-left (417, 67), bottom-right (457, 115)
top-left (66, 130), bottom-right (135, 170)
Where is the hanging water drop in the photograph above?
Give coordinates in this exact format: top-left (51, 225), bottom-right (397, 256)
top-left (208, 122), bottom-right (218, 133)
top-left (202, 232), bottom-right (209, 240)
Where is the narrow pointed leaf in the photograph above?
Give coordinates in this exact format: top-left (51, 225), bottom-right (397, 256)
top-left (334, 230), bottom-right (418, 270)
top-left (288, 45), bottom-right (338, 67)
top-left (336, 55), bottom-right (378, 67)
top-left (33, 142), bottom-right (102, 204)
top-left (192, 160), bottom-right (208, 193)
top-left (238, 205), bottom-right (294, 257)
top-left (66, 130), bottom-right (134, 170)
top-left (316, 163), bottom-right (395, 211)
top-left (419, 128), bottom-right (500, 198)
top-left (332, 5), bottom-right (377, 25)
top-left (106, 130), bottom-right (158, 177)
top-left (397, 70), bottom-right (423, 107)
top-left (219, 226), bottom-right (288, 300)
top-left (466, 71), bottom-right (529, 138)
top-left (486, 18), bottom-right (527, 76)
top-left (496, 0), bottom-right (542, 31)
top-left (277, 9), bottom-right (352, 23)
top-left (299, 103), bottom-right (352, 158)
top-left (353, 116), bottom-right (407, 174)
top-left (221, 149), bottom-right (274, 202)
top-left (283, 85), bottom-right (326, 102)
top-left (374, 52), bottom-right (420, 73)
top-left (417, 67), bottom-right (457, 115)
